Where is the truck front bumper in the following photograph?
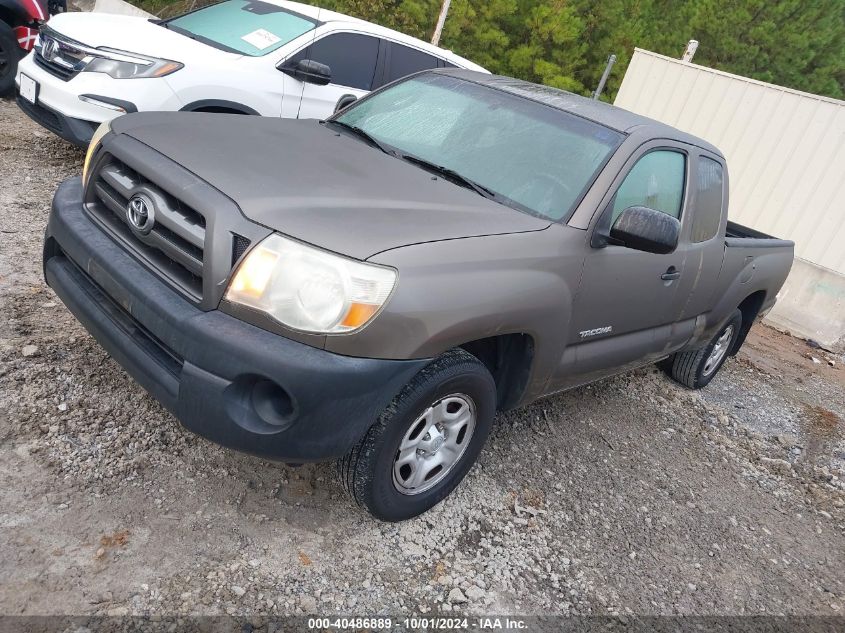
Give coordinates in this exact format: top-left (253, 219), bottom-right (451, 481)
top-left (44, 178), bottom-right (429, 462)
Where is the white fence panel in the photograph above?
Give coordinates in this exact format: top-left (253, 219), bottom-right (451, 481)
top-left (615, 49), bottom-right (845, 349)
top-left (615, 48), bottom-right (845, 275)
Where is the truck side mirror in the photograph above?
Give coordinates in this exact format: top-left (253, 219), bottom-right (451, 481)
top-left (609, 206), bottom-right (680, 254)
top-left (281, 59), bottom-right (332, 86)
top-left (334, 94), bottom-right (358, 114)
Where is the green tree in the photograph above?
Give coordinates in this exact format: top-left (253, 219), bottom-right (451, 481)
top-left (135, 0), bottom-right (845, 100)
top-left (683, 0), bottom-right (845, 98)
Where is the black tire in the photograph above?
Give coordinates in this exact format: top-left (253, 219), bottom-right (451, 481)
top-left (339, 349), bottom-right (496, 522)
top-left (670, 309), bottom-right (743, 389)
top-left (0, 23), bottom-right (19, 97)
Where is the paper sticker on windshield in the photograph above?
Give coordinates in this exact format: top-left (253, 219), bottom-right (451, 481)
top-left (241, 28), bottom-right (281, 50)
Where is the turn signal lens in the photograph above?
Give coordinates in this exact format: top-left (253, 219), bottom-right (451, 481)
top-left (82, 120), bottom-right (111, 187)
top-left (340, 302), bottom-right (379, 329)
top-left (151, 61), bottom-right (184, 77)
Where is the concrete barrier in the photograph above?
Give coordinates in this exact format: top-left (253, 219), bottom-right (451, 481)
top-left (92, 0), bottom-right (154, 18)
top-left (765, 257), bottom-right (845, 352)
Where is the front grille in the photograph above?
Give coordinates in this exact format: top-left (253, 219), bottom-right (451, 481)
top-left (16, 94), bottom-right (63, 135)
top-left (33, 29), bottom-right (88, 81)
top-left (34, 51), bottom-right (78, 81)
top-left (86, 154), bottom-right (206, 300)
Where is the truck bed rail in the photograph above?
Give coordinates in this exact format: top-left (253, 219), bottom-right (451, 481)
top-left (725, 221), bottom-right (794, 249)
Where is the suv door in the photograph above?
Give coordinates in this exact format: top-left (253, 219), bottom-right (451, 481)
top-left (378, 41), bottom-right (449, 88)
top-left (281, 32), bottom-right (383, 119)
top-left (555, 144), bottom-right (697, 389)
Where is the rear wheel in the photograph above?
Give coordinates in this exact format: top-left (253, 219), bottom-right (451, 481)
top-left (670, 309), bottom-right (742, 389)
top-left (0, 23), bottom-right (19, 97)
top-left (339, 349), bottom-right (496, 521)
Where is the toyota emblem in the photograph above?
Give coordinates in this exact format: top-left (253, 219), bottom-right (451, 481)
top-left (41, 39), bottom-right (59, 62)
top-left (126, 195), bottom-right (155, 235)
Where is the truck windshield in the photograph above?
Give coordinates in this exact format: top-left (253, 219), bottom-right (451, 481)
top-left (334, 74), bottom-right (624, 221)
top-left (165, 0), bottom-right (317, 57)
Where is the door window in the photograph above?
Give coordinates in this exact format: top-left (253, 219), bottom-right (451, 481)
top-left (385, 43), bottom-right (442, 84)
top-left (289, 33), bottom-right (380, 90)
top-left (611, 150), bottom-right (686, 223)
top-left (691, 156), bottom-right (724, 242)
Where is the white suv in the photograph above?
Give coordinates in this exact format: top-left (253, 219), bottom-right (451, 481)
top-left (14, 0), bottom-right (487, 146)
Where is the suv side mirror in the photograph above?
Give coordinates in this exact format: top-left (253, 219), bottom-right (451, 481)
top-left (609, 206), bottom-right (680, 254)
top-left (334, 94), bottom-right (358, 114)
top-left (281, 59), bottom-right (332, 86)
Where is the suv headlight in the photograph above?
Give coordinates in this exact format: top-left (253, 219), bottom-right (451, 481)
top-left (225, 234), bottom-right (397, 334)
top-left (84, 48), bottom-right (183, 79)
top-left (82, 120), bottom-right (111, 186)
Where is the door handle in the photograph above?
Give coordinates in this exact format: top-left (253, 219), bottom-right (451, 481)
top-left (661, 267), bottom-right (681, 281)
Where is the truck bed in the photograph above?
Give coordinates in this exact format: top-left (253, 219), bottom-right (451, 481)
top-left (717, 222), bottom-right (795, 324)
top-left (725, 221), bottom-right (795, 249)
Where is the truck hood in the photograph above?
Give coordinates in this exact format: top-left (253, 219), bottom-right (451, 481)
top-left (112, 113), bottom-right (551, 260)
top-left (46, 12), bottom-right (238, 63)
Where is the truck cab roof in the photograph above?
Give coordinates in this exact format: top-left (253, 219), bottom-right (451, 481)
top-left (439, 69), bottom-right (724, 157)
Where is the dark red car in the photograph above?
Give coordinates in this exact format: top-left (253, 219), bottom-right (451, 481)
top-left (0, 0), bottom-right (63, 95)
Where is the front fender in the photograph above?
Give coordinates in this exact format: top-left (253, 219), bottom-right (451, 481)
top-left (325, 225), bottom-right (584, 400)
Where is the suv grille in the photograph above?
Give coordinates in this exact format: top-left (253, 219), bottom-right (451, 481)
top-left (34, 29), bottom-right (87, 81)
top-left (86, 155), bottom-right (206, 300)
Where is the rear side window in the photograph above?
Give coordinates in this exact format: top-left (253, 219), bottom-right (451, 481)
top-left (385, 43), bottom-right (442, 83)
top-left (691, 156), bottom-right (724, 242)
top-left (611, 150), bottom-right (686, 223)
top-left (291, 33), bottom-right (380, 90)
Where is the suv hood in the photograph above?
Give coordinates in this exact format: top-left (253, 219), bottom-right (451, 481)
top-left (46, 12), bottom-right (238, 62)
top-left (112, 113), bottom-right (551, 260)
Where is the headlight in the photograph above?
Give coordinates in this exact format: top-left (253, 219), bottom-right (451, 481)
top-left (226, 234), bottom-right (397, 334)
top-left (84, 48), bottom-right (183, 79)
top-left (82, 120), bottom-right (111, 187)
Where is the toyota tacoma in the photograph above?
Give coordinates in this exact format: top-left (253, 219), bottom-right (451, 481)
top-left (43, 69), bottom-right (795, 520)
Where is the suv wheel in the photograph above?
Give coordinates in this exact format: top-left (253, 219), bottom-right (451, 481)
top-left (339, 349), bottom-right (496, 521)
top-left (670, 309), bottom-right (743, 389)
top-left (0, 23), bottom-right (18, 97)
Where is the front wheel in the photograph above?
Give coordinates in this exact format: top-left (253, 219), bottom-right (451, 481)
top-left (0, 23), bottom-right (19, 97)
top-left (339, 349), bottom-right (496, 521)
top-left (670, 309), bottom-right (743, 389)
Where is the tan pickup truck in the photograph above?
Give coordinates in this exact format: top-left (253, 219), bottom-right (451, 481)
top-left (43, 69), bottom-right (794, 520)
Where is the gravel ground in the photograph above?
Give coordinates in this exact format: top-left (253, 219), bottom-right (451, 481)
top-left (1, 96), bottom-right (844, 619)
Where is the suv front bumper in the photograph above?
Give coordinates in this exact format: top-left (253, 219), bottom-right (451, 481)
top-left (16, 93), bottom-right (99, 147)
top-left (15, 51), bottom-right (182, 147)
top-left (44, 178), bottom-right (429, 462)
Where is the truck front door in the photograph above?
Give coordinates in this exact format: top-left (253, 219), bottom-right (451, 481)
top-left (557, 144), bottom-right (698, 389)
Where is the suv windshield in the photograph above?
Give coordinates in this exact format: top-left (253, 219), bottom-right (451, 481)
top-left (334, 74), bottom-right (624, 221)
top-left (165, 0), bottom-right (317, 57)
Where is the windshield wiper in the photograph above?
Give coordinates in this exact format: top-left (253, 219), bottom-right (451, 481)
top-left (329, 121), bottom-right (396, 156)
top-left (155, 21), bottom-right (243, 54)
top-left (399, 154), bottom-right (499, 201)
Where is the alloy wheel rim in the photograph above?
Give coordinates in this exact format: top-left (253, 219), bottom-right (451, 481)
top-left (703, 325), bottom-right (734, 376)
top-left (392, 394), bottom-right (477, 496)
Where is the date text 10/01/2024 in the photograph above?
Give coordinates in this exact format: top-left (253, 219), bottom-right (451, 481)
top-left (306, 617), bottom-right (529, 629)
